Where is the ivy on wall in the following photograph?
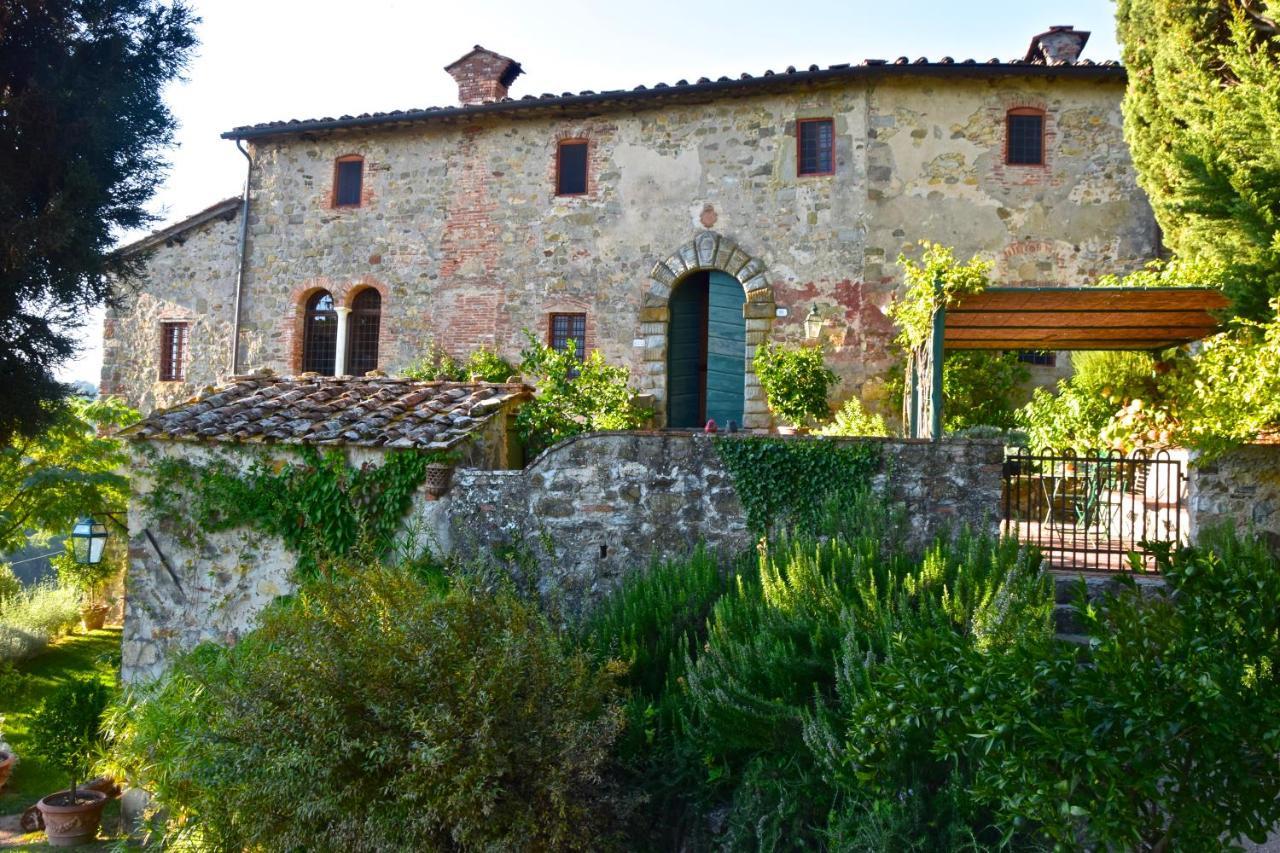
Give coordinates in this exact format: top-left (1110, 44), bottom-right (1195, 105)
top-left (713, 436), bottom-right (882, 536)
top-left (142, 446), bottom-right (441, 579)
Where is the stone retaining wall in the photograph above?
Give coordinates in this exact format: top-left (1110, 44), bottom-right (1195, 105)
top-left (1187, 444), bottom-right (1280, 550)
top-left (121, 432), bottom-right (1003, 682)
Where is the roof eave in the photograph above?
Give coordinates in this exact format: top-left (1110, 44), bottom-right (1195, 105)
top-left (221, 62), bottom-right (1125, 142)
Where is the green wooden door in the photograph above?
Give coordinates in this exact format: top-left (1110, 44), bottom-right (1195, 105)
top-left (667, 274), bottom-right (706, 428)
top-left (705, 271), bottom-right (745, 427)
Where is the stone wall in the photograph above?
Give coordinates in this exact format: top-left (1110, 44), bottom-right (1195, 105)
top-left (104, 69), bottom-right (1155, 419)
top-left (122, 432), bottom-right (1003, 682)
top-left (102, 208), bottom-right (242, 413)
top-left (1187, 444), bottom-right (1280, 550)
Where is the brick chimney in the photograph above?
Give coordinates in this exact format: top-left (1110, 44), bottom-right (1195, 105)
top-left (444, 46), bottom-right (523, 106)
top-left (1024, 25), bottom-right (1090, 64)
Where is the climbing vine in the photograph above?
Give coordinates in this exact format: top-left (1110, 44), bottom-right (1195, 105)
top-left (142, 446), bottom-right (443, 579)
top-left (713, 436), bottom-right (882, 536)
top-left (889, 241), bottom-right (991, 350)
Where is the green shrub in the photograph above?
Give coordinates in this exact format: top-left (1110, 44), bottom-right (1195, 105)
top-left (107, 564), bottom-right (630, 852)
top-left (815, 529), bottom-right (1280, 851)
top-left (941, 350), bottom-right (1028, 431)
top-left (0, 563), bottom-right (20, 602)
top-left (463, 345), bottom-right (516, 382)
top-left (752, 341), bottom-right (837, 428)
top-left (30, 677), bottom-right (112, 799)
top-left (51, 549), bottom-right (117, 604)
top-left (401, 340), bottom-right (466, 381)
top-left (515, 331), bottom-right (651, 455)
top-left (1017, 350), bottom-right (1165, 451)
top-left (0, 580), bottom-right (82, 662)
top-left (818, 395), bottom-right (890, 437)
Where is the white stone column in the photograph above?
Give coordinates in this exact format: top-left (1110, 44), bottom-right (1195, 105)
top-left (333, 307), bottom-right (352, 376)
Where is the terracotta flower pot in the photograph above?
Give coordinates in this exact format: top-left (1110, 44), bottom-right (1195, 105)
top-left (37, 788), bottom-right (107, 847)
top-left (80, 604), bottom-right (109, 632)
top-left (0, 751), bottom-right (14, 791)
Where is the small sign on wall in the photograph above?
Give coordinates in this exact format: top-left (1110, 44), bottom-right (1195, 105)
top-left (633, 338), bottom-right (646, 347)
top-left (775, 307), bottom-right (789, 317)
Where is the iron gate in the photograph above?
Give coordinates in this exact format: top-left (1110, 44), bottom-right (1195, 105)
top-left (1001, 447), bottom-right (1185, 572)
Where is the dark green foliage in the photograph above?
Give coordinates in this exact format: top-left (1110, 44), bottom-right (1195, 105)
top-left (29, 677), bottom-right (112, 799)
top-left (106, 564), bottom-right (630, 852)
top-left (402, 342), bottom-right (514, 382)
top-left (816, 529), bottom-right (1280, 851)
top-left (1116, 0), bottom-right (1280, 323)
top-left (514, 331), bottom-right (652, 456)
top-left (142, 446), bottom-right (437, 578)
top-left (941, 351), bottom-right (1029, 431)
top-left (0, 1), bottom-right (197, 441)
top-left (713, 436), bottom-right (881, 536)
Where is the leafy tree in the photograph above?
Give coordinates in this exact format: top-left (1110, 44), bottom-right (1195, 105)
top-left (941, 351), bottom-right (1028, 431)
top-left (0, 1), bottom-right (198, 442)
top-left (752, 341), bottom-right (838, 428)
top-left (514, 332), bottom-right (651, 455)
top-left (0, 396), bottom-right (135, 554)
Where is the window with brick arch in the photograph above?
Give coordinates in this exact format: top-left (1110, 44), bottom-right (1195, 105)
top-left (302, 291), bottom-right (338, 375)
top-left (1006, 109), bottom-right (1045, 166)
top-left (333, 155), bottom-right (364, 207)
top-left (549, 313), bottom-right (587, 359)
top-left (346, 289), bottom-right (382, 377)
top-left (797, 118), bottom-right (835, 176)
top-left (556, 141), bottom-right (588, 196)
top-left (159, 322), bottom-right (188, 382)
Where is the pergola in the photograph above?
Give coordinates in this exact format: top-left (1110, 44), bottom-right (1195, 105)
top-left (904, 286), bottom-right (1230, 439)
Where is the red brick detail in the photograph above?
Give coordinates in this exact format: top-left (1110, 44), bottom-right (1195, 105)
top-left (446, 51), bottom-right (519, 106)
top-left (989, 97), bottom-right (1059, 189)
top-left (548, 128), bottom-right (610, 201)
top-left (282, 280), bottom-right (336, 373)
top-left (441, 127), bottom-right (500, 278)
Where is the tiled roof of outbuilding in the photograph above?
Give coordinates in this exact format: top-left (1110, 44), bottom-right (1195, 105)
top-left (122, 373), bottom-right (531, 450)
top-left (223, 56), bottom-right (1123, 141)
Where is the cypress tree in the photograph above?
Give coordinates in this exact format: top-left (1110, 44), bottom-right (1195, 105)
top-left (1115, 0), bottom-right (1280, 321)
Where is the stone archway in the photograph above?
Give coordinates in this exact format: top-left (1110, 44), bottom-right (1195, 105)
top-left (640, 232), bottom-right (776, 430)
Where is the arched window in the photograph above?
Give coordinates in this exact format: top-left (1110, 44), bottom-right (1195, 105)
top-left (347, 289), bottom-right (382, 377)
top-left (302, 291), bottom-right (337, 375)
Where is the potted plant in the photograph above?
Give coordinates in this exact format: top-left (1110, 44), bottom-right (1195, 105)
top-left (52, 551), bottom-right (116, 632)
top-left (752, 341), bottom-right (837, 434)
top-left (32, 678), bottom-right (113, 846)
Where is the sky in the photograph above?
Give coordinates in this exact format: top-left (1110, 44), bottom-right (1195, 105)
top-left (58, 0), bottom-right (1125, 386)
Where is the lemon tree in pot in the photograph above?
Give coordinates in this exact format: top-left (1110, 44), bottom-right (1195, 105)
top-left (752, 341), bottom-right (837, 434)
top-left (31, 678), bottom-right (113, 846)
top-left (52, 551), bottom-right (116, 631)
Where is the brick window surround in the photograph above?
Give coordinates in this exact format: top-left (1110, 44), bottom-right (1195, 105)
top-left (549, 312), bottom-right (587, 358)
top-left (302, 291), bottom-right (338, 375)
top-left (333, 155), bottom-right (364, 207)
top-left (1006, 108), bottom-right (1046, 166)
top-left (159, 322), bottom-right (189, 382)
top-left (556, 140), bottom-right (589, 196)
top-left (797, 118), bottom-right (835, 176)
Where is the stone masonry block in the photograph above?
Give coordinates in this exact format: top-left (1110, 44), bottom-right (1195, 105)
top-left (679, 242), bottom-right (699, 271)
top-left (713, 238), bottom-right (738, 270)
top-left (695, 232), bottom-right (718, 266)
top-left (725, 247), bottom-right (750, 276)
top-left (640, 306), bottom-right (669, 323)
top-left (744, 300), bottom-right (775, 318)
top-left (737, 258), bottom-right (765, 283)
top-left (746, 286), bottom-right (773, 303)
top-left (650, 262), bottom-right (676, 286)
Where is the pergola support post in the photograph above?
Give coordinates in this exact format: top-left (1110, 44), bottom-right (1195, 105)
top-left (929, 274), bottom-right (946, 442)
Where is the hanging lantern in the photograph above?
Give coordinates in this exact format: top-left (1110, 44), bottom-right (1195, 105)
top-left (70, 516), bottom-right (109, 565)
top-left (804, 304), bottom-right (824, 340)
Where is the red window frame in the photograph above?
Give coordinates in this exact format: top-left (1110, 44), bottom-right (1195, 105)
top-left (796, 118), bottom-right (835, 177)
top-left (159, 321), bottom-right (188, 382)
top-left (332, 154), bottom-right (364, 207)
top-left (1005, 108), bottom-right (1046, 166)
top-left (555, 140), bottom-right (589, 197)
top-left (548, 313), bottom-right (587, 359)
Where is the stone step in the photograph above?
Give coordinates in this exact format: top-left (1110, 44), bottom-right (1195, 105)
top-left (1050, 571), bottom-right (1166, 604)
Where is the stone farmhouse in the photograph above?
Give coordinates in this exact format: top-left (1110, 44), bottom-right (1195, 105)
top-left (102, 25), bottom-right (1157, 430)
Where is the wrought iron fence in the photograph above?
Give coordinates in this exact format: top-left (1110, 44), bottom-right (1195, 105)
top-left (1001, 447), bottom-right (1185, 572)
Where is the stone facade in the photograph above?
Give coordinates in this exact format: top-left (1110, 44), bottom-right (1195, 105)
top-left (104, 39), bottom-right (1157, 426)
top-left (122, 432), bottom-right (1003, 681)
top-left (101, 198), bottom-right (241, 412)
top-left (1187, 444), bottom-right (1280, 550)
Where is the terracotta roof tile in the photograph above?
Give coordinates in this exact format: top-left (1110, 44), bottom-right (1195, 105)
top-left (123, 372), bottom-right (531, 450)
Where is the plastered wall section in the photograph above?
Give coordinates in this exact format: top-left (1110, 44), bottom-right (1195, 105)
top-left (231, 74), bottom-right (1154, 415)
top-left (101, 212), bottom-right (241, 414)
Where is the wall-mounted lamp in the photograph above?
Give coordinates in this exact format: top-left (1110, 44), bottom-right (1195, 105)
top-left (804, 304), bottom-right (824, 340)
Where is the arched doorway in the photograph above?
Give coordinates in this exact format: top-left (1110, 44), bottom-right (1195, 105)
top-left (666, 270), bottom-right (746, 428)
